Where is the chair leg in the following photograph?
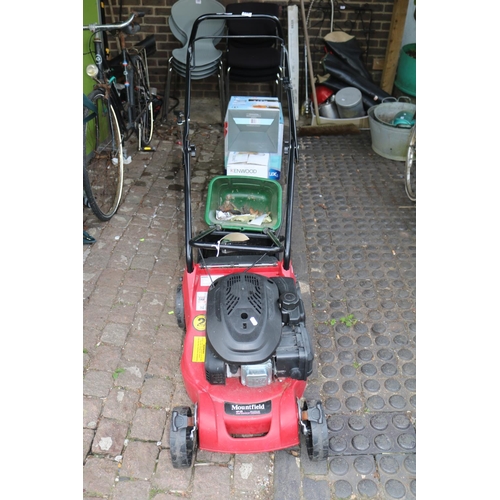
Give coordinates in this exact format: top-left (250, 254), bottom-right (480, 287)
top-left (161, 57), bottom-right (174, 123)
top-left (218, 60), bottom-right (226, 126)
top-left (225, 67), bottom-right (231, 113)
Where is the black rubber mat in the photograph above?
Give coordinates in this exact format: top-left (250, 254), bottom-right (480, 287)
top-left (298, 131), bottom-right (416, 499)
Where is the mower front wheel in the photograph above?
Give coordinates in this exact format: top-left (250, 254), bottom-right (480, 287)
top-left (303, 401), bottom-right (329, 462)
top-left (170, 406), bottom-right (196, 468)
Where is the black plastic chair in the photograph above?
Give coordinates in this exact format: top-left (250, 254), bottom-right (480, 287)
top-left (224, 2), bottom-right (283, 105)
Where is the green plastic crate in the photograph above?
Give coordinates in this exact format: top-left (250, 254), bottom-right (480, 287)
top-left (205, 176), bottom-right (282, 232)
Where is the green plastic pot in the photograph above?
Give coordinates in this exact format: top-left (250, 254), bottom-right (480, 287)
top-left (394, 43), bottom-right (416, 97)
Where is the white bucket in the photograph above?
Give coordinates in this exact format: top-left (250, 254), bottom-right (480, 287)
top-left (368, 105), bottom-right (412, 161)
top-left (335, 87), bottom-right (364, 118)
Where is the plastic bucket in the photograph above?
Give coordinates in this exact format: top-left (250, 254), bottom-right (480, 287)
top-left (368, 105), bottom-right (412, 161)
top-left (335, 87), bottom-right (364, 118)
top-left (394, 43), bottom-right (416, 97)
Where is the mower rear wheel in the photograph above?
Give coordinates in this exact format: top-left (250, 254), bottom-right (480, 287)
top-left (170, 406), bottom-right (196, 468)
top-left (303, 401), bottom-right (329, 462)
top-left (174, 284), bottom-right (185, 329)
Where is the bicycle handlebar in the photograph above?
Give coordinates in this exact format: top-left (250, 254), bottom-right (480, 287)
top-left (83, 11), bottom-right (144, 32)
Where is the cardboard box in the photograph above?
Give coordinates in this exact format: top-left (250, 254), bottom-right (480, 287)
top-left (225, 96), bottom-right (283, 180)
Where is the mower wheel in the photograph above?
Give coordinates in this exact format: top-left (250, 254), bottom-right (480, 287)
top-left (174, 284), bottom-right (185, 329)
top-left (170, 406), bottom-right (196, 468)
top-left (303, 401), bottom-right (329, 462)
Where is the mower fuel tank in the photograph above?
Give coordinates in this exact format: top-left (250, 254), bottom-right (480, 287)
top-left (274, 323), bottom-right (313, 380)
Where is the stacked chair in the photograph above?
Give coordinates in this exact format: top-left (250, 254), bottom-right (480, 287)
top-left (162, 0), bottom-right (226, 124)
top-left (224, 2), bottom-right (283, 107)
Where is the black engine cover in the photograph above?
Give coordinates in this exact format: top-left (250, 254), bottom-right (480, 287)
top-left (206, 273), bottom-right (282, 364)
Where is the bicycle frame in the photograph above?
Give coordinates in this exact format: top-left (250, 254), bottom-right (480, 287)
top-left (87, 30), bottom-right (129, 137)
top-left (84, 12), bottom-right (154, 149)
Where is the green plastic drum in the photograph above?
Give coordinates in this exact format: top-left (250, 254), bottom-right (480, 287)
top-left (395, 43), bottom-right (416, 97)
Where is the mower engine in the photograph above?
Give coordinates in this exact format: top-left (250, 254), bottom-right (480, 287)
top-left (205, 273), bottom-right (313, 387)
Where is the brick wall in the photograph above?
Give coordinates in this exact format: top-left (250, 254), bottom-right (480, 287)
top-left (101, 0), bottom-right (396, 102)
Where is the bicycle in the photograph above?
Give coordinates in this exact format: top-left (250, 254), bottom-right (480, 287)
top-left (83, 91), bottom-right (123, 221)
top-left (405, 125), bottom-right (416, 202)
top-left (83, 12), bottom-right (156, 221)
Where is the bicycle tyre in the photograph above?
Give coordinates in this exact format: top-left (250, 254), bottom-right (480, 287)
top-left (84, 88), bottom-right (124, 221)
top-left (405, 126), bottom-right (416, 202)
top-left (133, 55), bottom-right (154, 146)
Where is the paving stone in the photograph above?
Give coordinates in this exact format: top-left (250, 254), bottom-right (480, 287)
top-left (273, 450), bottom-right (301, 500)
top-left (84, 305), bottom-right (111, 331)
top-left (123, 269), bottom-right (149, 288)
top-left (190, 463), bottom-right (232, 499)
top-left (96, 268), bottom-right (126, 289)
top-left (107, 301), bottom-right (137, 324)
top-left (139, 376), bottom-right (175, 409)
top-left (111, 479), bottom-right (151, 500)
top-left (83, 428), bottom-right (95, 462)
top-left (130, 407), bottom-right (166, 441)
top-left (195, 450), bottom-right (232, 463)
top-left (83, 396), bottom-right (102, 429)
top-left (136, 291), bottom-right (167, 317)
top-left (232, 453), bottom-right (273, 498)
top-left (113, 362), bottom-right (147, 390)
top-left (89, 285), bottom-right (118, 308)
top-left (101, 323), bottom-right (130, 345)
top-left (92, 417), bottom-right (129, 456)
top-left (149, 492), bottom-right (189, 500)
top-left (83, 456), bottom-right (118, 497)
top-left (152, 449), bottom-right (192, 492)
top-left (121, 335), bottom-right (155, 364)
top-left (130, 254), bottom-right (157, 271)
top-left (120, 440), bottom-right (159, 480)
top-left (83, 370), bottom-right (113, 398)
top-left (87, 344), bottom-right (122, 372)
top-left (302, 477), bottom-right (332, 500)
top-left (102, 387), bottom-right (140, 422)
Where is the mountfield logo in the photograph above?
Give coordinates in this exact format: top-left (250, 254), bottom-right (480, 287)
top-left (232, 403), bottom-right (265, 411)
top-left (225, 400), bottom-right (272, 415)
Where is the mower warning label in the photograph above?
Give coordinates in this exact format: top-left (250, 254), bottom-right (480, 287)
top-left (192, 336), bottom-right (206, 362)
top-left (192, 314), bottom-right (206, 331)
top-left (224, 401), bottom-right (272, 416)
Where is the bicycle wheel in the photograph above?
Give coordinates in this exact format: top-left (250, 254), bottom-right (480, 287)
top-left (84, 88), bottom-right (124, 221)
top-left (133, 55), bottom-right (154, 146)
top-left (405, 125), bottom-right (416, 202)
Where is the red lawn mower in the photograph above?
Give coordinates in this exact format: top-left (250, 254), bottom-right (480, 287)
top-left (170, 12), bottom-right (328, 468)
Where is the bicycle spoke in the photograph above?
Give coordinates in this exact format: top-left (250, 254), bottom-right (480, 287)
top-left (133, 55), bottom-right (154, 146)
